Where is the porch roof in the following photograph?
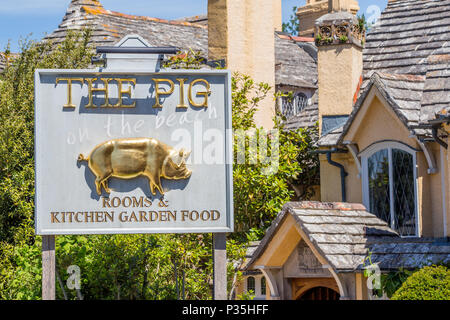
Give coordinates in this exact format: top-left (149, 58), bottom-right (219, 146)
top-left (244, 201), bottom-right (450, 273)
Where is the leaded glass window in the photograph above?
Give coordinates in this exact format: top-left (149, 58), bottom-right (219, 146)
top-left (362, 143), bottom-right (418, 237)
top-left (281, 92), bottom-right (308, 118)
top-left (368, 149), bottom-right (391, 226)
top-left (392, 149), bottom-right (416, 236)
top-left (247, 276), bottom-right (255, 293)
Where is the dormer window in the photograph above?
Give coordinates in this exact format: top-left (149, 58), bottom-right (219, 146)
top-left (361, 141), bottom-right (419, 237)
top-left (281, 92), bottom-right (308, 118)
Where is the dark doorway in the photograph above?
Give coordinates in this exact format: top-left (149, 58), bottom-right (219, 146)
top-left (298, 286), bottom-right (340, 300)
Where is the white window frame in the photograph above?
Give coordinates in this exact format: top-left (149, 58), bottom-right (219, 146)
top-left (360, 141), bottom-right (420, 237)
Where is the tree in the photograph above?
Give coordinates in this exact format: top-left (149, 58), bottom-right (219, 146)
top-left (282, 6), bottom-right (299, 36)
top-left (231, 73), bottom-right (319, 239)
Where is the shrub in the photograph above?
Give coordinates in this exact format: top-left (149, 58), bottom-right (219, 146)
top-left (391, 265), bottom-right (450, 300)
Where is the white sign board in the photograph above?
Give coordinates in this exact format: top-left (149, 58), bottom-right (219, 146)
top-left (35, 68), bottom-right (233, 235)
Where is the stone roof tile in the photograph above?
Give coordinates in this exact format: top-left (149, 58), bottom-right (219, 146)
top-left (363, 0), bottom-right (450, 77)
top-left (244, 201), bottom-right (450, 272)
top-left (419, 54), bottom-right (450, 123)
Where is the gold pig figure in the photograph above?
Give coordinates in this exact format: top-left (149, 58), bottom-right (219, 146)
top-left (78, 138), bottom-right (192, 196)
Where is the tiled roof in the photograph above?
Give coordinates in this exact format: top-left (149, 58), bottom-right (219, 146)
top-left (420, 54), bottom-right (450, 123)
top-left (172, 15), bottom-right (208, 26)
top-left (45, 0), bottom-right (208, 54)
top-left (275, 33), bottom-right (318, 130)
top-left (239, 241), bottom-right (261, 272)
top-left (41, 0), bottom-right (317, 90)
top-left (245, 201), bottom-right (450, 272)
top-left (363, 0), bottom-right (450, 77)
top-left (317, 124), bottom-right (344, 147)
top-left (275, 34), bottom-right (317, 89)
top-left (320, 0), bottom-right (450, 145)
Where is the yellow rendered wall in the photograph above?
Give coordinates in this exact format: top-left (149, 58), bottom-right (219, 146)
top-left (319, 152), bottom-right (362, 204)
top-left (208, 0), bottom-right (280, 129)
top-left (320, 94), bottom-right (445, 237)
top-left (317, 44), bottom-right (363, 135)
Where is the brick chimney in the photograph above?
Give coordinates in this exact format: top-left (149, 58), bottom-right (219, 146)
top-left (315, 0), bottom-right (365, 136)
top-left (208, 0), bottom-right (281, 129)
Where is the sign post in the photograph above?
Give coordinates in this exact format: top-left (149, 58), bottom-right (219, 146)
top-left (213, 233), bottom-right (227, 300)
top-left (35, 35), bottom-right (233, 300)
top-left (41, 235), bottom-right (55, 300)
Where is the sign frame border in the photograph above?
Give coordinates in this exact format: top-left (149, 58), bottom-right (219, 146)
top-left (34, 68), bottom-right (234, 235)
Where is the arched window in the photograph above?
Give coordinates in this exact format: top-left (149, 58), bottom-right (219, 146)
top-left (281, 92), bottom-right (308, 118)
top-left (261, 277), bottom-right (266, 295)
top-left (361, 141), bottom-right (419, 237)
top-left (246, 276), bottom-right (255, 293)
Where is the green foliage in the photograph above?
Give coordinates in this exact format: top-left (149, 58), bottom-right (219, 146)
top-left (374, 269), bottom-right (413, 298)
top-left (339, 35), bottom-right (349, 43)
top-left (0, 238), bottom-right (42, 299)
top-left (236, 290), bottom-right (255, 300)
top-left (231, 73), bottom-right (319, 238)
top-left (363, 250), bottom-right (414, 298)
top-left (0, 29), bottom-right (95, 245)
top-left (282, 6), bottom-right (299, 36)
top-left (55, 234), bottom-right (217, 300)
top-left (391, 265), bottom-right (450, 300)
top-left (314, 34), bottom-right (323, 46)
top-left (162, 49), bottom-right (205, 69)
top-left (231, 73), bottom-right (271, 131)
top-left (357, 14), bottom-right (368, 33)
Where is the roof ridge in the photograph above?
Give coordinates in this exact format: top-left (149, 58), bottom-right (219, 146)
top-left (80, 5), bottom-right (207, 29)
top-left (384, 0), bottom-right (450, 12)
top-left (286, 201), bottom-right (366, 211)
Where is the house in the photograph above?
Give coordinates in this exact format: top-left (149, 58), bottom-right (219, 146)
top-left (241, 0), bottom-right (450, 300)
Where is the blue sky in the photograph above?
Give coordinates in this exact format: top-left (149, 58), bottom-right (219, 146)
top-left (0, 0), bottom-right (388, 52)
